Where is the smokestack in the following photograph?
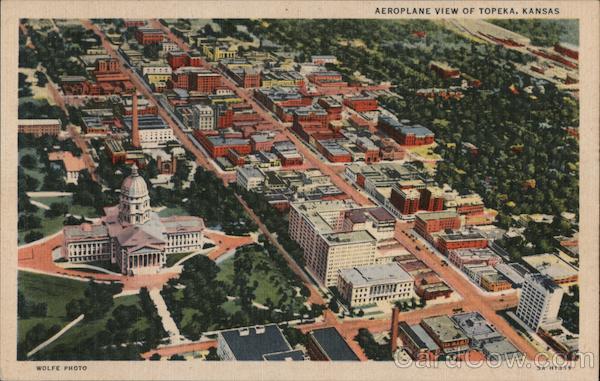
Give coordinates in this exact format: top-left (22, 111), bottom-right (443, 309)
top-left (131, 92), bottom-right (140, 148)
top-left (390, 307), bottom-right (399, 354)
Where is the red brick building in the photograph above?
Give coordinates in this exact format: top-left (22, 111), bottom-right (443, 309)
top-left (419, 187), bottom-right (444, 212)
top-left (134, 28), bottom-right (164, 45)
top-left (437, 232), bottom-right (488, 254)
top-left (415, 211), bottom-right (461, 238)
top-left (343, 96), bottom-right (378, 112)
top-left (195, 72), bottom-right (222, 93)
top-left (390, 187), bottom-right (420, 215)
top-left (194, 131), bottom-right (251, 158)
top-left (18, 119), bottom-right (62, 136)
top-left (167, 52), bottom-right (190, 70)
top-left (293, 106), bottom-right (329, 129)
top-left (378, 116), bottom-right (434, 146)
top-left (317, 97), bottom-right (343, 121)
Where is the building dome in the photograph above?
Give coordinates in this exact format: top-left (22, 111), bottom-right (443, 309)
top-left (120, 163), bottom-right (148, 199)
top-left (118, 163), bottom-right (151, 225)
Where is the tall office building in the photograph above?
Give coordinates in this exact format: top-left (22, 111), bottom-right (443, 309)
top-left (516, 273), bottom-right (564, 330)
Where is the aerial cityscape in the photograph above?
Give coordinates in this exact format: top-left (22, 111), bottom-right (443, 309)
top-left (17, 18), bottom-right (579, 363)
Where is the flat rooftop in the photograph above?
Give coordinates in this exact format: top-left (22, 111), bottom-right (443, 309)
top-left (219, 324), bottom-right (293, 361)
top-left (122, 115), bottom-right (169, 130)
top-left (451, 312), bottom-right (502, 342)
top-left (399, 322), bottom-right (440, 351)
top-left (417, 211), bottom-right (459, 221)
top-left (321, 230), bottom-right (376, 246)
top-left (339, 262), bottom-right (412, 287)
top-left (421, 315), bottom-right (468, 344)
top-left (522, 253), bottom-right (578, 280)
top-left (309, 327), bottom-right (360, 361)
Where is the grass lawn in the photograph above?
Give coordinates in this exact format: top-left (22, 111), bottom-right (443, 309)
top-left (18, 196), bottom-right (100, 245)
top-left (19, 147), bottom-right (45, 190)
top-left (31, 195), bottom-right (100, 218)
top-left (18, 208), bottom-right (65, 245)
top-left (157, 206), bottom-right (189, 218)
top-left (165, 252), bottom-right (193, 267)
top-left (18, 272), bottom-right (89, 348)
top-left (217, 249), bottom-right (305, 310)
top-left (86, 260), bottom-right (122, 274)
top-left (41, 295), bottom-right (150, 354)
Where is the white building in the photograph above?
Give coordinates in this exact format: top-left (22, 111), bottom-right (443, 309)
top-left (162, 42), bottom-right (180, 53)
top-left (123, 115), bottom-right (176, 148)
top-left (516, 273), bottom-right (564, 330)
top-left (236, 166), bottom-right (265, 190)
top-left (289, 199), bottom-right (386, 286)
top-left (63, 164), bottom-right (205, 274)
top-left (314, 230), bottom-right (376, 287)
top-left (141, 63), bottom-right (172, 76)
top-left (337, 263), bottom-right (414, 307)
top-left (192, 104), bottom-right (215, 131)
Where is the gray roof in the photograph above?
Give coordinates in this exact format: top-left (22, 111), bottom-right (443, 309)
top-left (309, 327), bottom-right (359, 361)
top-left (482, 339), bottom-right (521, 358)
top-left (421, 315), bottom-right (469, 344)
top-left (451, 312), bottom-right (502, 343)
top-left (339, 263), bottom-right (412, 287)
top-left (220, 324), bottom-right (293, 361)
top-left (321, 230), bottom-right (376, 246)
top-left (64, 223), bottom-right (109, 242)
top-left (399, 322), bottom-right (440, 351)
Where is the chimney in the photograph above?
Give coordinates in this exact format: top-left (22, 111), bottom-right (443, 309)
top-left (171, 151), bottom-right (177, 175)
top-left (390, 307), bottom-right (399, 354)
top-left (131, 92), bottom-right (140, 148)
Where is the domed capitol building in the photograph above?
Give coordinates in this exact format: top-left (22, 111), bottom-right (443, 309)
top-left (62, 164), bottom-right (205, 275)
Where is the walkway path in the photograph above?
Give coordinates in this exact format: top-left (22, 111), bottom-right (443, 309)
top-left (29, 200), bottom-right (50, 210)
top-left (60, 263), bottom-right (121, 275)
top-left (26, 191), bottom-right (72, 198)
top-left (149, 289), bottom-right (187, 345)
top-left (26, 314), bottom-right (84, 358)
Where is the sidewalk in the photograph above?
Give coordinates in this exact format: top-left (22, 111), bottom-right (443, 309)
top-left (149, 289), bottom-right (188, 346)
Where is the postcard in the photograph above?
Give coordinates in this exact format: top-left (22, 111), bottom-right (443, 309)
top-left (1, 1), bottom-right (598, 380)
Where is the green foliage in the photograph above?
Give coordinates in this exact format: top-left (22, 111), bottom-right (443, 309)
top-left (185, 168), bottom-right (256, 235)
top-left (65, 281), bottom-right (122, 321)
top-left (282, 326), bottom-right (307, 347)
top-left (44, 202), bottom-right (69, 218)
top-left (489, 20), bottom-right (578, 47)
top-left (559, 285), bottom-right (579, 333)
top-left (18, 291), bottom-right (48, 319)
top-left (24, 230), bottom-right (44, 243)
top-left (354, 328), bottom-right (392, 361)
top-left (142, 43), bottom-right (160, 60)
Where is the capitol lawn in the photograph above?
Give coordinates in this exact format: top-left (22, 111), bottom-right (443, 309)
top-left (18, 271), bottom-right (88, 351)
top-left (40, 294), bottom-right (150, 354)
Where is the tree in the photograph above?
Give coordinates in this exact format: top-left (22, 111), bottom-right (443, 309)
top-left (35, 71), bottom-right (48, 87)
top-left (205, 347), bottom-right (220, 361)
top-left (45, 202), bottom-right (69, 218)
top-left (149, 353), bottom-right (161, 361)
top-left (24, 230), bottom-right (43, 243)
top-left (18, 214), bottom-right (41, 230)
top-left (20, 154), bottom-right (37, 169)
top-left (143, 44), bottom-right (160, 60)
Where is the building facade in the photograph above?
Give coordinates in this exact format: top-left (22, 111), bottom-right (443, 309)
top-left (337, 263), bottom-right (414, 307)
top-left (516, 273), bottom-right (564, 330)
top-left (63, 164), bottom-right (205, 274)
